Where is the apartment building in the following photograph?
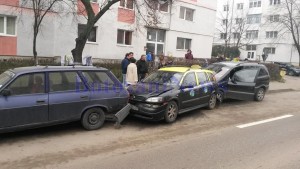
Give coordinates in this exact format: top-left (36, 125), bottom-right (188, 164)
top-left (214, 0), bottom-right (300, 64)
top-left (0, 0), bottom-right (217, 60)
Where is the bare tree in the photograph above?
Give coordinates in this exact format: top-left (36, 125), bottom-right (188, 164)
top-left (73, 0), bottom-right (170, 63)
top-left (277, 0), bottom-right (300, 66)
top-left (21, 0), bottom-right (67, 65)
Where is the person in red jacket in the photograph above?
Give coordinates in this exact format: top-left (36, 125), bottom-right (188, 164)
top-left (185, 49), bottom-right (193, 66)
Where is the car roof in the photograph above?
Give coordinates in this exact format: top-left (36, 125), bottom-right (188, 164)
top-left (9, 66), bottom-right (108, 75)
top-left (159, 66), bottom-right (213, 73)
top-left (214, 61), bottom-right (263, 67)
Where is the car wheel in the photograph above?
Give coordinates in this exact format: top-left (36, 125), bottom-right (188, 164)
top-left (288, 71), bottom-right (295, 76)
top-left (81, 108), bottom-right (105, 130)
top-left (216, 91), bottom-right (224, 103)
top-left (255, 88), bottom-right (265, 101)
top-left (207, 93), bottom-right (217, 110)
top-left (164, 101), bottom-right (178, 123)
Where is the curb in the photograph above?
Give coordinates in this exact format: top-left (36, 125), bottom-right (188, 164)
top-left (268, 88), bottom-right (295, 94)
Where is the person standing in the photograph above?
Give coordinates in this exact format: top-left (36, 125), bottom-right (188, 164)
top-left (126, 58), bottom-right (138, 86)
top-left (121, 52), bottom-right (133, 86)
top-left (146, 52), bottom-right (152, 62)
top-left (185, 49), bottom-right (193, 66)
top-left (136, 55), bottom-right (148, 81)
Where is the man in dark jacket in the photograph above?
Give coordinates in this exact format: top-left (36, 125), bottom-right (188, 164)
top-left (136, 54), bottom-right (148, 81)
top-left (121, 52), bottom-right (133, 86)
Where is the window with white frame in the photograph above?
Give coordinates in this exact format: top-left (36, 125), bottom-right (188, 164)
top-left (176, 38), bottom-right (191, 50)
top-left (270, 0), bottom-right (280, 5)
top-left (222, 19), bottom-right (228, 25)
top-left (78, 24), bottom-right (97, 42)
top-left (179, 7), bottom-right (194, 21)
top-left (220, 33), bottom-right (227, 39)
top-left (247, 14), bottom-right (261, 24)
top-left (236, 18), bottom-right (243, 24)
top-left (264, 47), bottom-right (276, 54)
top-left (269, 15), bottom-right (280, 22)
top-left (246, 30), bottom-right (258, 39)
top-left (237, 3), bottom-right (244, 10)
top-left (233, 33), bottom-right (241, 39)
top-left (147, 0), bottom-right (169, 12)
top-left (0, 16), bottom-right (16, 36)
top-left (117, 29), bottom-right (132, 45)
top-left (249, 0), bottom-right (261, 8)
top-left (224, 5), bottom-right (229, 11)
top-left (246, 45), bottom-right (257, 51)
top-left (120, 0), bottom-right (134, 9)
top-left (266, 31), bottom-right (278, 38)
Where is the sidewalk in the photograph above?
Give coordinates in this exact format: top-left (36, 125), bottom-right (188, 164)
top-left (269, 76), bottom-right (300, 92)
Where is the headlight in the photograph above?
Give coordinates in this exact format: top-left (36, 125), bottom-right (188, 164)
top-left (146, 97), bottom-right (164, 103)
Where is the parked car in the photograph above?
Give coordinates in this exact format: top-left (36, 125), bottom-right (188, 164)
top-left (0, 66), bottom-right (129, 133)
top-left (127, 66), bottom-right (218, 123)
top-left (274, 62), bottom-right (300, 76)
top-left (205, 62), bottom-right (270, 102)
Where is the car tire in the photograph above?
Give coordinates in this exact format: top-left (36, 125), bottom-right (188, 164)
top-left (255, 88), bottom-right (265, 102)
top-left (288, 71), bottom-right (295, 76)
top-left (81, 108), bottom-right (105, 130)
top-left (216, 91), bottom-right (224, 103)
top-left (164, 101), bottom-right (178, 123)
top-left (207, 93), bottom-right (217, 110)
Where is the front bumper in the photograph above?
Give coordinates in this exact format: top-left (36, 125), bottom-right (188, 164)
top-left (129, 101), bottom-right (168, 121)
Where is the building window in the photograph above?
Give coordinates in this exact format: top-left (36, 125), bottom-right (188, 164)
top-left (146, 28), bottom-right (165, 55)
top-left (0, 16), bottom-right (16, 36)
top-left (233, 33), bottom-right (241, 39)
top-left (117, 29), bottom-right (132, 45)
top-left (180, 7), bottom-right (194, 21)
top-left (249, 0), bottom-right (261, 8)
top-left (237, 3), bottom-right (244, 10)
top-left (264, 47), bottom-right (276, 54)
top-left (222, 19), bottom-right (228, 25)
top-left (269, 15), bottom-right (280, 22)
top-left (220, 33), bottom-right (227, 39)
top-left (246, 30), bottom-right (258, 39)
top-left (270, 0), bottom-right (280, 5)
top-left (266, 31), bottom-right (278, 38)
top-left (78, 24), bottom-right (97, 42)
top-left (246, 45), bottom-right (257, 51)
top-left (176, 38), bottom-right (191, 50)
top-left (247, 14), bottom-right (261, 24)
top-left (236, 18), bottom-right (243, 24)
top-left (224, 5), bottom-right (229, 11)
top-left (147, 0), bottom-right (169, 12)
top-left (120, 0), bottom-right (134, 9)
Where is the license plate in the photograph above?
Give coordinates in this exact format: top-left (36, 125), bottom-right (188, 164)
top-left (131, 105), bottom-right (139, 111)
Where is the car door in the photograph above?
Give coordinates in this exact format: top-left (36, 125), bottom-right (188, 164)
top-left (0, 73), bottom-right (48, 128)
top-left (256, 67), bottom-right (270, 88)
top-left (178, 72), bottom-right (198, 109)
top-left (227, 67), bottom-right (259, 100)
top-left (48, 71), bottom-right (90, 121)
top-left (196, 72), bottom-right (212, 105)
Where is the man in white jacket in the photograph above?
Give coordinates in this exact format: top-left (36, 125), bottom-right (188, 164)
top-left (126, 58), bottom-right (138, 86)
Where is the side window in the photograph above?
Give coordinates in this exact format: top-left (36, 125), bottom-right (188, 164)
top-left (49, 72), bottom-right (85, 92)
top-left (197, 72), bottom-right (208, 84)
top-left (7, 73), bottom-right (45, 95)
top-left (206, 72), bottom-right (216, 82)
top-left (82, 71), bottom-right (116, 89)
top-left (182, 72), bottom-right (197, 87)
top-left (258, 68), bottom-right (268, 77)
top-left (232, 69), bottom-right (259, 83)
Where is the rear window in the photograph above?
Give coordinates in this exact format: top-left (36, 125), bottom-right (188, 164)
top-left (82, 71), bottom-right (116, 89)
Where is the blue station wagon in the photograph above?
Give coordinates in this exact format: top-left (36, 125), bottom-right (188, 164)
top-left (0, 66), bottom-right (129, 133)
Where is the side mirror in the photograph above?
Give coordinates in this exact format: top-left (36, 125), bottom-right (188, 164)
top-left (1, 89), bottom-right (11, 97)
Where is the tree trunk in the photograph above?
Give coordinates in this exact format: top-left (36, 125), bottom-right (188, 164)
top-left (33, 28), bottom-right (38, 66)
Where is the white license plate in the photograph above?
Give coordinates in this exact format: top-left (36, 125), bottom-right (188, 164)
top-left (131, 105), bottom-right (139, 111)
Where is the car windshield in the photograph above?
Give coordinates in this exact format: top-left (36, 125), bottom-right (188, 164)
top-left (0, 71), bottom-right (15, 89)
top-left (142, 71), bottom-right (184, 86)
top-left (214, 67), bottom-right (231, 80)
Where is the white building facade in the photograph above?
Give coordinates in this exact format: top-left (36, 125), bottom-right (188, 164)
top-left (0, 0), bottom-right (217, 61)
top-left (213, 0), bottom-right (300, 64)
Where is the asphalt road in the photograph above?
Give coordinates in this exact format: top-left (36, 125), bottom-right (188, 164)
top-left (0, 89), bottom-right (300, 169)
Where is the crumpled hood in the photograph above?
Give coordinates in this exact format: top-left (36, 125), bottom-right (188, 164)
top-left (127, 83), bottom-right (174, 100)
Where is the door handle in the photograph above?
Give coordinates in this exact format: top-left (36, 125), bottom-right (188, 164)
top-left (80, 95), bottom-right (89, 99)
top-left (36, 99), bottom-right (46, 103)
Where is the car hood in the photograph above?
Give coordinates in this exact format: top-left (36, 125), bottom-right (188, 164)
top-left (127, 83), bottom-right (174, 100)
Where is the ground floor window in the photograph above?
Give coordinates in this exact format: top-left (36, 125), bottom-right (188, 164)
top-left (0, 16), bottom-right (16, 36)
top-left (264, 47), bottom-right (276, 54)
top-left (146, 28), bottom-right (165, 55)
top-left (78, 24), bottom-right (97, 42)
top-left (176, 37), bottom-right (191, 50)
top-left (117, 29), bottom-right (132, 45)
